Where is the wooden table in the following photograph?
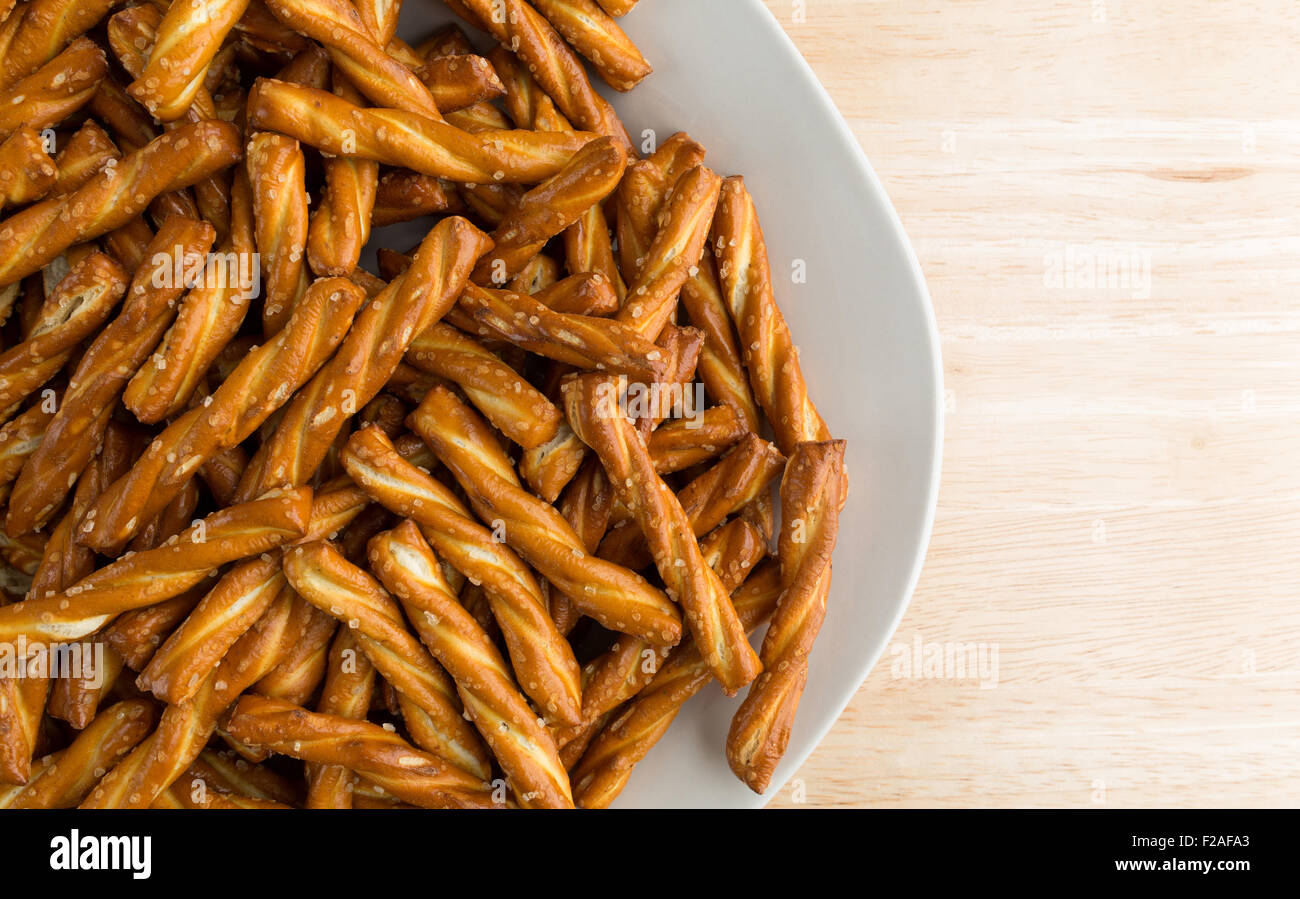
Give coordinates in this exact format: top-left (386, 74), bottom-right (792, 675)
top-left (763, 0), bottom-right (1300, 807)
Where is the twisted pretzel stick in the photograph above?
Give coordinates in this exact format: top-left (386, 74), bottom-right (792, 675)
top-left (449, 0), bottom-right (628, 147)
top-left (50, 121), bottom-right (117, 196)
top-left (44, 646), bottom-right (122, 728)
top-left (595, 0), bottom-right (638, 15)
top-left (727, 440), bottom-right (846, 792)
top-left (265, 0), bottom-right (441, 119)
top-left (0, 660), bottom-right (47, 782)
top-left (3, 699), bottom-right (156, 808)
top-left (251, 600), bottom-right (336, 706)
top-left (101, 586), bottom-right (203, 671)
top-left (372, 171), bottom-right (461, 227)
top-left (226, 695), bottom-right (498, 808)
top-left (598, 432), bottom-right (786, 571)
top-left (574, 560), bottom-right (782, 807)
top-left (192, 747), bottom-right (301, 805)
top-left (80, 589), bottom-right (300, 808)
top-left (680, 250), bottom-right (761, 432)
top-left (123, 163), bottom-right (256, 424)
top-left (233, 0), bottom-right (314, 54)
top-left (0, 252), bottom-right (126, 422)
top-left (369, 522), bottom-right (574, 808)
top-left (234, 216), bottom-right (491, 501)
top-left (0, 120), bottom-right (242, 287)
top-left (126, 0), bottom-right (252, 121)
top-left (306, 628), bottom-right (375, 808)
top-left (106, 4), bottom-right (219, 124)
top-left (247, 132), bottom-right (310, 336)
top-left (413, 54), bottom-right (504, 114)
top-left (712, 177), bottom-right (832, 455)
top-left (617, 165), bottom-right (722, 340)
top-left (139, 482), bottom-right (371, 706)
top-left (0, 127), bottom-right (56, 211)
top-left (535, 271), bottom-right (620, 315)
top-left (405, 322), bottom-right (562, 450)
top-left (563, 373), bottom-right (761, 691)
top-left (246, 78), bottom-right (593, 183)
top-left (411, 386), bottom-right (682, 644)
top-left (199, 445), bottom-right (249, 507)
top-left (615, 133), bottom-right (706, 281)
top-left (459, 283), bottom-right (665, 382)
top-left (0, 398), bottom-right (56, 506)
top-left (531, 0), bottom-right (650, 92)
top-left (0, 0), bottom-right (114, 88)
top-left (0, 487), bottom-right (312, 647)
top-left (354, 0), bottom-right (401, 44)
top-left (282, 540), bottom-right (488, 776)
top-left (472, 136), bottom-right (628, 286)
top-left (307, 74), bottom-right (379, 277)
top-left (341, 425), bottom-right (583, 724)
top-left (6, 218), bottom-right (217, 534)
top-left (0, 37), bottom-right (106, 142)
top-left (83, 279), bottom-right (365, 553)
top-left (646, 404), bottom-right (747, 475)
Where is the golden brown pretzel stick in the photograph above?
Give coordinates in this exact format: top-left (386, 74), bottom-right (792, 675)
top-left (646, 404), bottom-right (747, 475)
top-left (509, 252), bottom-right (560, 295)
top-left (411, 387), bottom-right (682, 644)
top-left (2, 699), bottom-right (156, 808)
top-left (247, 132), bottom-right (310, 336)
top-left (530, 0), bottom-right (650, 92)
top-left (123, 165), bottom-right (256, 424)
top-left (81, 590), bottom-right (300, 808)
top-left (574, 560), bottom-right (782, 807)
top-left (233, 0), bottom-right (314, 53)
top-left (553, 518), bottom-right (767, 766)
top-left (126, 0), bottom-right (252, 121)
top-left (307, 76), bottom-right (379, 277)
top-left (472, 136), bottom-right (627, 285)
top-left (680, 250), bottom-right (761, 432)
top-left (199, 445), bottom-right (249, 507)
top-left (0, 126), bottom-right (56, 211)
top-left (0, 0), bottom-right (114, 88)
top-left (139, 482), bottom-right (370, 706)
top-left (246, 78), bottom-right (593, 184)
top-left (0, 398), bottom-right (56, 506)
top-left (617, 165), bottom-right (722, 339)
top-left (102, 587), bottom-right (203, 671)
top-left (45, 645), bottom-right (122, 729)
top-left (414, 54), bottom-right (504, 114)
top-left (598, 432), bottom-right (786, 570)
top-left (459, 283), bottom-right (665, 381)
top-left (192, 748), bottom-right (302, 805)
top-left (372, 170), bottom-right (461, 226)
top-left (264, 0), bottom-right (441, 119)
top-left (128, 471), bottom-right (203, 553)
top-left (563, 373), bottom-right (761, 691)
top-left (226, 695), bottom-right (498, 808)
top-left (50, 120), bottom-right (117, 196)
top-left (353, 0), bottom-right (400, 43)
top-left (615, 133), bottom-right (705, 278)
top-left (405, 322), bottom-right (562, 450)
top-left (6, 218), bottom-right (216, 534)
top-left (82, 280), bottom-right (365, 553)
top-left (0, 665), bottom-right (47, 783)
top-left (0, 487), bottom-right (312, 647)
top-left (516, 422), bottom-right (587, 504)
top-left (0, 37), bottom-right (106, 142)
top-left (712, 177), bottom-right (832, 455)
top-left (340, 426), bottom-right (582, 723)
top-left (252, 601), bottom-right (336, 706)
top-left (534, 271), bottom-right (619, 315)
top-left (595, 0), bottom-right (638, 15)
top-left (0, 252), bottom-right (125, 422)
top-left (106, 4), bottom-right (219, 124)
top-left (0, 121), bottom-right (241, 287)
top-left (727, 440), bottom-right (846, 792)
top-left (369, 522), bottom-right (574, 808)
top-left (306, 628), bottom-right (375, 808)
top-left (450, 0), bottom-right (629, 146)
top-left (234, 217), bottom-right (491, 501)
top-left (282, 540), bottom-right (490, 777)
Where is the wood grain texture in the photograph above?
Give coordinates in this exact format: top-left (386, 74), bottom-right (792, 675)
top-left (761, 0), bottom-right (1300, 807)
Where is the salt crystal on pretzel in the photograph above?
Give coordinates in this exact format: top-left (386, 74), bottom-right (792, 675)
top-left (306, 628), bottom-right (375, 808)
top-left (574, 560), bottom-right (782, 807)
top-left (226, 694), bottom-right (499, 809)
top-left (0, 251), bottom-right (126, 423)
top-left (563, 373), bottom-right (761, 692)
top-left (0, 487), bottom-right (311, 649)
top-left (0, 126), bottom-right (56, 212)
top-left (2, 699), bottom-right (156, 808)
top-left (126, 0), bottom-right (252, 121)
top-left (531, 0), bottom-right (651, 92)
top-left (369, 521), bottom-right (575, 808)
top-left (0, 120), bottom-right (242, 288)
top-left (410, 386), bottom-right (682, 644)
top-left (234, 216), bottom-right (491, 501)
top-left (247, 77), bottom-right (594, 184)
top-left (6, 217), bottom-right (217, 535)
top-left (727, 440), bottom-right (847, 792)
top-left (341, 425), bottom-right (583, 725)
top-left (0, 37), bottom-right (106, 143)
top-left (712, 176), bottom-right (833, 455)
top-left (448, 0), bottom-right (629, 147)
top-left (282, 540), bottom-right (489, 777)
top-left (82, 278), bottom-right (365, 553)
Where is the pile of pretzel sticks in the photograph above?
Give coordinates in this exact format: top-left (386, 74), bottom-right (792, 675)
top-left (0, 0), bottom-right (847, 810)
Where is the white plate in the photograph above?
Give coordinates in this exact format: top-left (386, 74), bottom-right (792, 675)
top-left (394, 0), bottom-right (943, 808)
